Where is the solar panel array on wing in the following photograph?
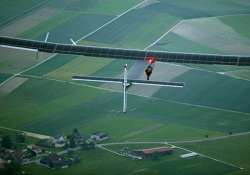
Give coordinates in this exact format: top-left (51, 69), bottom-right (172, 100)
top-left (1, 36), bottom-right (250, 66)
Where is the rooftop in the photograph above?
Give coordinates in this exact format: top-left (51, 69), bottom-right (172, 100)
top-left (136, 147), bottom-right (173, 155)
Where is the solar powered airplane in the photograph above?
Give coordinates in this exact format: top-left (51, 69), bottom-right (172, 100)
top-left (1, 36), bottom-right (250, 112)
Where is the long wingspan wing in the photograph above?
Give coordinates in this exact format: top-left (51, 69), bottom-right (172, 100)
top-left (1, 36), bottom-right (250, 66)
top-left (72, 76), bottom-right (184, 88)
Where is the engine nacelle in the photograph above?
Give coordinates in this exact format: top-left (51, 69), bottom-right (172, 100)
top-left (145, 55), bottom-right (156, 80)
top-left (145, 65), bottom-right (153, 80)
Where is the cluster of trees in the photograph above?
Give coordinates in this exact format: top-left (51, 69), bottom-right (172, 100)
top-left (0, 134), bottom-right (26, 175)
top-left (1, 134), bottom-right (25, 149)
top-left (0, 160), bottom-right (22, 175)
top-left (67, 128), bottom-right (95, 149)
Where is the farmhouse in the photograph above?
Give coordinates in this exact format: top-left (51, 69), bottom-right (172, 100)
top-left (53, 136), bottom-right (66, 148)
top-left (27, 144), bottom-right (43, 155)
top-left (36, 138), bottom-right (54, 148)
top-left (72, 131), bottom-right (84, 145)
top-left (0, 158), bottom-right (7, 169)
top-left (0, 148), bottom-right (24, 163)
top-left (131, 147), bottom-right (173, 159)
top-left (90, 132), bottom-right (108, 142)
top-left (180, 152), bottom-right (198, 159)
top-left (40, 154), bottom-right (71, 169)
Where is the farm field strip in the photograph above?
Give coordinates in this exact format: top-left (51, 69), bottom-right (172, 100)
top-left (154, 97), bottom-right (250, 116)
top-left (96, 145), bottom-right (125, 157)
top-left (0, 0), bottom-right (50, 27)
top-left (20, 74), bottom-right (120, 94)
top-left (0, 77), bottom-right (28, 98)
top-left (0, 6), bottom-right (59, 37)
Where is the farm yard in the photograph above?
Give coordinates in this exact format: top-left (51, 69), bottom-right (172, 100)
top-left (0, 0), bottom-right (250, 175)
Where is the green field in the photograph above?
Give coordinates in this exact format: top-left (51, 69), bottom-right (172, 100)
top-left (0, 47), bottom-right (50, 74)
top-left (1, 0), bottom-right (250, 175)
top-left (154, 69), bottom-right (250, 113)
top-left (178, 134), bottom-right (250, 174)
top-left (0, 0), bottom-right (48, 26)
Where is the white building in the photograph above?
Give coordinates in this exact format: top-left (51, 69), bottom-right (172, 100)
top-left (90, 132), bottom-right (108, 142)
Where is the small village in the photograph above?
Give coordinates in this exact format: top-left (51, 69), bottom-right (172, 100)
top-left (0, 128), bottom-right (109, 174)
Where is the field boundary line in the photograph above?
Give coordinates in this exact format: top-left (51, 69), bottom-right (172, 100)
top-left (144, 20), bottom-right (184, 50)
top-left (184, 13), bottom-right (250, 22)
top-left (159, 98), bottom-right (250, 116)
top-left (0, 53), bottom-right (57, 88)
top-left (18, 53), bottom-right (57, 75)
top-left (168, 131), bottom-right (250, 144)
top-left (96, 145), bottom-right (125, 157)
top-left (99, 130), bottom-right (250, 146)
top-left (0, 75), bottom-right (16, 87)
top-left (218, 71), bottom-right (250, 82)
top-left (218, 69), bottom-right (250, 74)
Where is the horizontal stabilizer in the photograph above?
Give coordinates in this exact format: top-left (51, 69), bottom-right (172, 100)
top-left (72, 76), bottom-right (123, 84)
top-left (130, 79), bottom-right (184, 87)
top-left (72, 76), bottom-right (184, 88)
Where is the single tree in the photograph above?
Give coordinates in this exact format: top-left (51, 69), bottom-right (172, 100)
top-left (1, 135), bottom-right (12, 149)
top-left (15, 134), bottom-right (25, 143)
top-left (68, 135), bottom-right (76, 148)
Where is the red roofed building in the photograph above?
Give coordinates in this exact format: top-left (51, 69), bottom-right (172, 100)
top-left (131, 147), bottom-right (173, 159)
